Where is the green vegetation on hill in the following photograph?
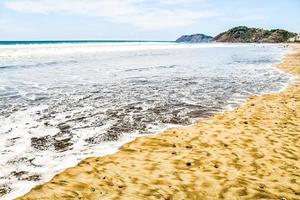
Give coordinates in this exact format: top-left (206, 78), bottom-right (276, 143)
top-left (213, 26), bottom-right (296, 43)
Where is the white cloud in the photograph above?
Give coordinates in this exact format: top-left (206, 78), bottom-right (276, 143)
top-left (4, 0), bottom-right (221, 30)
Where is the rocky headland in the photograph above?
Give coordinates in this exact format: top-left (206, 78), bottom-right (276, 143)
top-left (176, 26), bottom-right (297, 43)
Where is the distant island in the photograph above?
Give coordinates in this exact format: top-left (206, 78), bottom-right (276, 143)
top-left (176, 26), bottom-right (299, 43)
top-left (175, 33), bottom-right (213, 43)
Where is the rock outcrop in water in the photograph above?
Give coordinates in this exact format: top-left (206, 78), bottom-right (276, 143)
top-left (176, 33), bottom-right (213, 43)
top-left (213, 26), bottom-right (297, 43)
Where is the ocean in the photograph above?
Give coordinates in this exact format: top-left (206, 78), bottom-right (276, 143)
top-left (0, 41), bottom-right (294, 199)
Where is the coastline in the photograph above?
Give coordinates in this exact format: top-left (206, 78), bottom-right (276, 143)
top-left (18, 44), bottom-right (300, 199)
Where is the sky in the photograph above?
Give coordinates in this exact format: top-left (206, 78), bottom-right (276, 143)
top-left (0, 0), bottom-right (299, 41)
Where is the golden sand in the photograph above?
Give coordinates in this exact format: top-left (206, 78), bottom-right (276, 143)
top-left (19, 45), bottom-right (300, 200)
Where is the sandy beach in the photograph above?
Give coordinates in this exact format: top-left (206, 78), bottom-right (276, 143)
top-left (18, 44), bottom-right (300, 200)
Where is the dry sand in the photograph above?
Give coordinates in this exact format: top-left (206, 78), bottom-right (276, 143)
top-left (19, 45), bottom-right (300, 200)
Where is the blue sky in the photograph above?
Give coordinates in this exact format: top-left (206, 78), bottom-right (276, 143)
top-left (0, 0), bottom-right (299, 41)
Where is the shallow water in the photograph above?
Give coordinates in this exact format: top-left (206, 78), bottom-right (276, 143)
top-left (0, 42), bottom-right (293, 199)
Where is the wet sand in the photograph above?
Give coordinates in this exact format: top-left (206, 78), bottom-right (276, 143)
top-left (19, 45), bottom-right (300, 200)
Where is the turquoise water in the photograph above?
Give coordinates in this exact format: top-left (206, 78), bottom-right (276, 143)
top-left (0, 40), bottom-right (172, 45)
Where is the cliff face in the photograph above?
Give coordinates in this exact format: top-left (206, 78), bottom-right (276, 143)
top-left (176, 34), bottom-right (213, 43)
top-left (213, 26), bottom-right (296, 43)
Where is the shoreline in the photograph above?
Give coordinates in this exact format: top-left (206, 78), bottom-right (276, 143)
top-left (18, 44), bottom-right (300, 200)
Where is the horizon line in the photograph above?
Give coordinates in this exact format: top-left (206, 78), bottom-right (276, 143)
top-left (0, 39), bottom-right (174, 42)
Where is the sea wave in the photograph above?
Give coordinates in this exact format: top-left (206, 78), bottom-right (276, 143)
top-left (0, 42), bottom-right (293, 199)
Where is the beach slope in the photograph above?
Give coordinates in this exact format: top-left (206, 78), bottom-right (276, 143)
top-left (19, 45), bottom-right (300, 200)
